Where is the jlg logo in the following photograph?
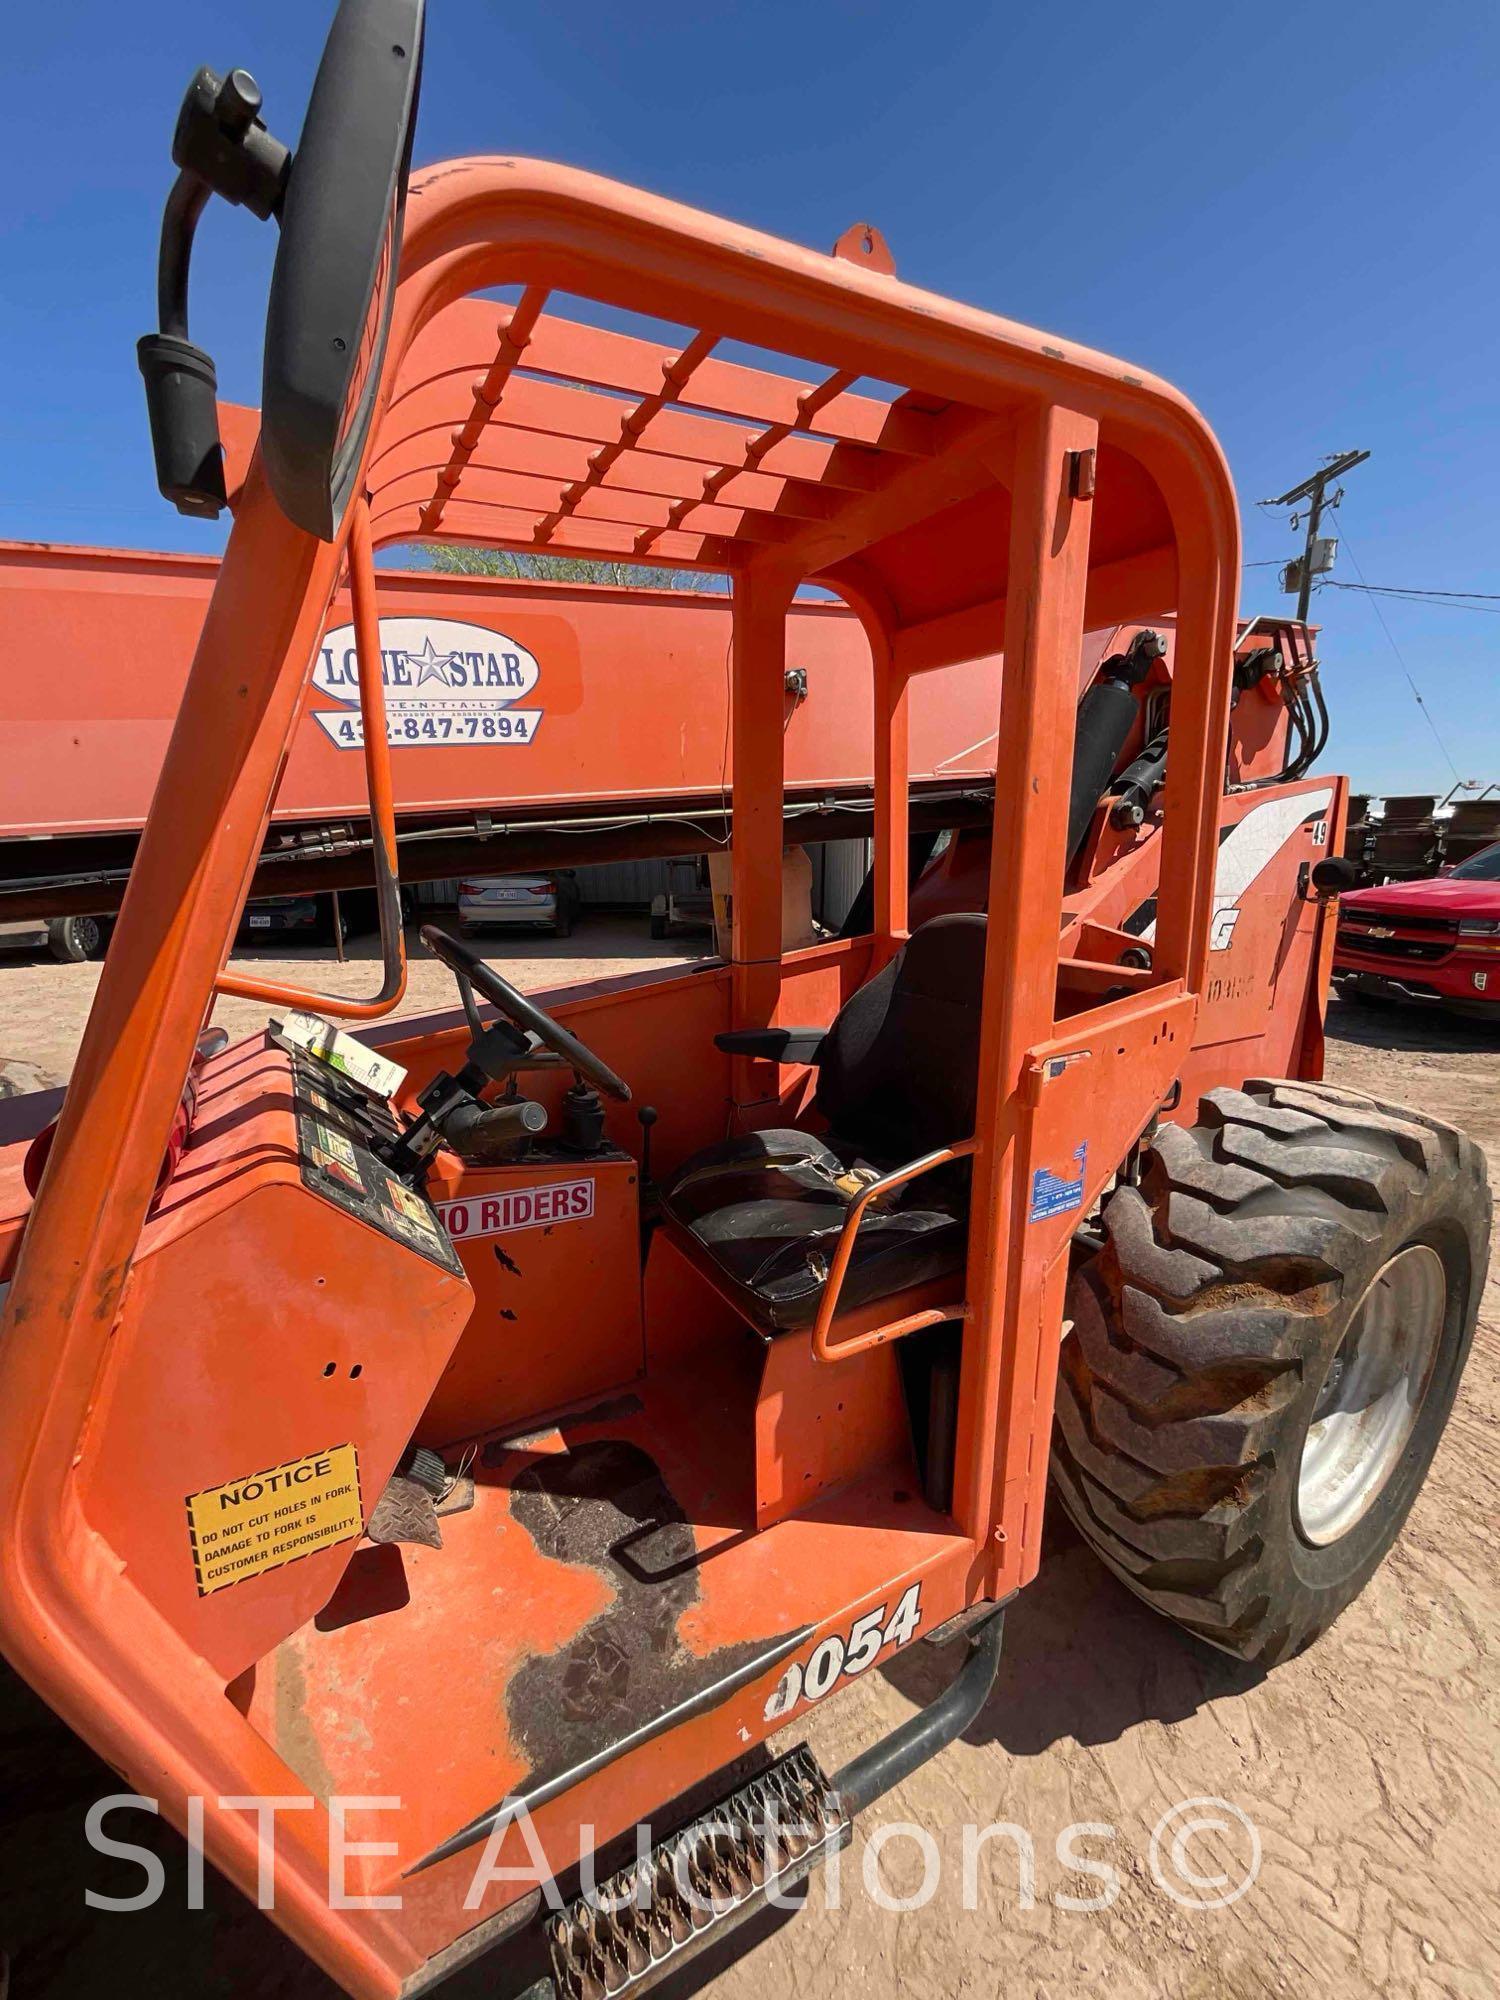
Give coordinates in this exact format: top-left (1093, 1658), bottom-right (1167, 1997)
top-left (1209, 906), bottom-right (1242, 953)
top-left (763, 1584), bottom-right (923, 1719)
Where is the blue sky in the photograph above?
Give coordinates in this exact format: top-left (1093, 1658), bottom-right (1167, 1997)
top-left (3, 0), bottom-right (1495, 795)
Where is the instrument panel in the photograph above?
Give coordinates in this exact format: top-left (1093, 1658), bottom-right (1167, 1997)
top-left (283, 1043), bottom-right (462, 1276)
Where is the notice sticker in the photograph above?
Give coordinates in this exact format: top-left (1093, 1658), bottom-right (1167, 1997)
top-left (436, 1177), bottom-right (594, 1242)
top-left (1029, 1143), bottom-right (1088, 1223)
top-left (386, 1176), bottom-right (438, 1231)
top-left (186, 1444), bottom-right (363, 1597)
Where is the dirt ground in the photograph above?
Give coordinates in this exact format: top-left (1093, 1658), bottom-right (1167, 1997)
top-left (0, 914), bottom-right (710, 1087)
top-left (0, 925), bottom-right (1495, 2000)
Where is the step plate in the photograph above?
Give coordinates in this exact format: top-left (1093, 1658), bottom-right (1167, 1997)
top-left (547, 1746), bottom-right (849, 2000)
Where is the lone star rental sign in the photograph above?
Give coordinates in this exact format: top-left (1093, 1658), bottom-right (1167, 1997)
top-left (311, 617), bottom-right (544, 749)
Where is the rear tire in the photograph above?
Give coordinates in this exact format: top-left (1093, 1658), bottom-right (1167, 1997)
top-left (1051, 1079), bottom-right (1490, 1667)
top-left (47, 914), bottom-right (103, 963)
top-left (649, 913), bottom-right (668, 940)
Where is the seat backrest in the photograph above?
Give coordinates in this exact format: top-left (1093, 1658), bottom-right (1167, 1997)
top-left (814, 914), bottom-right (987, 1162)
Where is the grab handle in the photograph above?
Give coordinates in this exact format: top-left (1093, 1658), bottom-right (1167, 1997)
top-left (811, 1137), bottom-right (976, 1362)
top-left (214, 493), bottom-right (407, 1019)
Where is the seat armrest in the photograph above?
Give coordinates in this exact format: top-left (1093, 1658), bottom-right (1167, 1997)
top-left (713, 1027), bottom-right (827, 1064)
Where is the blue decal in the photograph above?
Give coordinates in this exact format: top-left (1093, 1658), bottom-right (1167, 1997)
top-left (1029, 1143), bottom-right (1087, 1222)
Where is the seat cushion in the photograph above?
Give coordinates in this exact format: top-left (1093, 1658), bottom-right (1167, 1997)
top-left (660, 1128), bottom-right (966, 1334)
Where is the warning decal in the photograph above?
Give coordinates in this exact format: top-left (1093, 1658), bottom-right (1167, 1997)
top-left (1029, 1142), bottom-right (1088, 1223)
top-left (186, 1444), bottom-right (363, 1597)
top-left (436, 1177), bottom-right (595, 1242)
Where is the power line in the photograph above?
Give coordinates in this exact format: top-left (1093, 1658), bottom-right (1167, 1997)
top-left (1343, 582), bottom-right (1500, 600)
top-left (1334, 525), bottom-right (1462, 783)
top-left (1321, 580), bottom-right (1500, 612)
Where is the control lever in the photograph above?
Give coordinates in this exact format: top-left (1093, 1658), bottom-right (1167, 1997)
top-left (440, 1095), bottom-right (548, 1165)
top-left (636, 1104), bottom-right (661, 1239)
top-left (453, 974), bottom-right (564, 1085)
top-left (381, 1017), bottom-right (533, 1174)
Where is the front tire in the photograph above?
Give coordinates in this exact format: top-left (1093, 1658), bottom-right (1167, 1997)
top-left (1336, 976), bottom-right (1396, 1010)
top-left (1051, 1079), bottom-right (1490, 1667)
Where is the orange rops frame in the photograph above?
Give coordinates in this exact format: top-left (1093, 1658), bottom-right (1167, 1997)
top-left (215, 494), bottom-right (409, 1018)
top-left (0, 155), bottom-right (1239, 1999)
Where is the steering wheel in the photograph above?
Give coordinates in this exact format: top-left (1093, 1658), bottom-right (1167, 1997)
top-left (420, 925), bottom-right (632, 1103)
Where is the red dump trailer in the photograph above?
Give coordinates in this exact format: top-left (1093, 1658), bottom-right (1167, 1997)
top-left (0, 539), bottom-right (1008, 952)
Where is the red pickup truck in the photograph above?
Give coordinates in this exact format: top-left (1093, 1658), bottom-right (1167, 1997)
top-left (1334, 839), bottom-right (1500, 1016)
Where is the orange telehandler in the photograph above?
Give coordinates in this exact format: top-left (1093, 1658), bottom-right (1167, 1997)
top-left (0, 6), bottom-right (1489, 1996)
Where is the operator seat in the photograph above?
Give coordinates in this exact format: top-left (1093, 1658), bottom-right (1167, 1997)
top-left (659, 915), bottom-right (986, 1334)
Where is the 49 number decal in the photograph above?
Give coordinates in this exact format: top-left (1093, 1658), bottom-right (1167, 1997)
top-left (763, 1584), bottom-right (923, 1720)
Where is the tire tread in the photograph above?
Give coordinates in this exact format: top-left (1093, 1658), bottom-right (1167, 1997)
top-left (1052, 1078), bottom-right (1490, 1665)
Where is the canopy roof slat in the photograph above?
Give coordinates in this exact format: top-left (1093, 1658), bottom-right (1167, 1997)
top-left (377, 288), bottom-right (956, 570)
top-left (372, 378), bottom-right (892, 497)
top-left (417, 286), bottom-right (552, 535)
top-left (367, 261), bottom-right (1175, 628)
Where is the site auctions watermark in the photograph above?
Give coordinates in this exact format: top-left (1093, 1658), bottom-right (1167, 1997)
top-left (83, 1791), bottom-right (1262, 1916)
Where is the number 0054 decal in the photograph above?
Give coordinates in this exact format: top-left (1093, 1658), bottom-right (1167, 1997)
top-left (763, 1583), bottom-right (923, 1719)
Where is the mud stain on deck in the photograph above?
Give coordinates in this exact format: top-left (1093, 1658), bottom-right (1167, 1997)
top-left (505, 1439), bottom-right (793, 1797)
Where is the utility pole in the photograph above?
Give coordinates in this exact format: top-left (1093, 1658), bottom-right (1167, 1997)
top-left (1259, 448), bottom-right (1370, 622)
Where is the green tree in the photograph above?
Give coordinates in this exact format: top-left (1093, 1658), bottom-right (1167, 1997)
top-left (417, 544), bottom-right (722, 592)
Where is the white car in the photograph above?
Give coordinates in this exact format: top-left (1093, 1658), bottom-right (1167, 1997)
top-left (458, 873), bottom-right (576, 937)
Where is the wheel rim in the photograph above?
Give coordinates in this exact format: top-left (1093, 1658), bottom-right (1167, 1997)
top-left (1296, 1242), bottom-right (1446, 1548)
top-left (76, 917), bottom-right (101, 955)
